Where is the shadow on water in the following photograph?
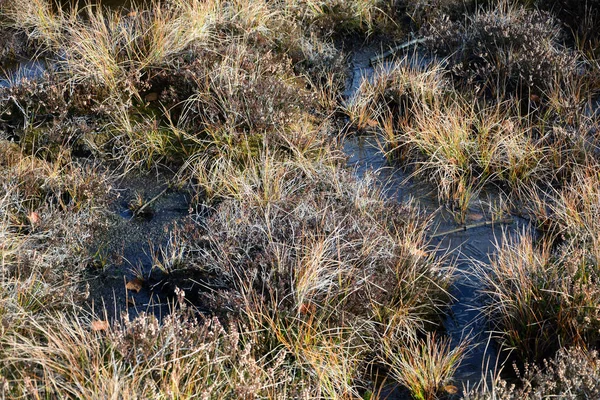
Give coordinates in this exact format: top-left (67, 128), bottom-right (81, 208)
top-left (343, 44), bottom-right (534, 395)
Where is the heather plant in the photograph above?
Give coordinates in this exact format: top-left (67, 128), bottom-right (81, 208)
top-left (422, 1), bottom-right (576, 98)
top-left (1, 306), bottom-right (303, 398)
top-left (464, 347), bottom-right (600, 399)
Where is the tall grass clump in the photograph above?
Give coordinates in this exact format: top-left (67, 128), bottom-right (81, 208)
top-left (478, 231), bottom-right (600, 361)
top-left (382, 332), bottom-right (468, 400)
top-left (479, 165), bottom-right (600, 361)
top-left (160, 120), bottom-right (458, 395)
top-left (1, 0), bottom-right (351, 171)
top-left (5, 0), bottom-right (213, 93)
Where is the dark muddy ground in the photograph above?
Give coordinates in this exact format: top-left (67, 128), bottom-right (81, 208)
top-left (84, 169), bottom-right (195, 321)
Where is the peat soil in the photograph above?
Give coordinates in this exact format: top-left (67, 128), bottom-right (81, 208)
top-left (343, 43), bottom-right (533, 395)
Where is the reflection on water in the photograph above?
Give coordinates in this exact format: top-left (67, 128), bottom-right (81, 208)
top-left (0, 60), bottom-right (48, 87)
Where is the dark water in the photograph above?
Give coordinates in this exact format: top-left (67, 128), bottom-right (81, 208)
top-left (343, 45), bottom-right (531, 394)
top-left (0, 60), bottom-right (48, 87)
top-left (86, 170), bottom-right (194, 321)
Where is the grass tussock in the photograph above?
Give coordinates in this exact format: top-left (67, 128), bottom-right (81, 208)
top-left (383, 332), bottom-right (468, 400)
top-left (478, 230), bottom-right (600, 361)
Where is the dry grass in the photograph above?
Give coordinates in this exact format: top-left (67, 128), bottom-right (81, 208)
top-left (382, 332), bottom-right (468, 400)
top-left (2, 0), bottom-right (599, 397)
top-left (0, 1), bottom-right (469, 398)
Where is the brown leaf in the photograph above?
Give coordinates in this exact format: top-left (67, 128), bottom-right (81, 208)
top-left (126, 278), bottom-right (143, 293)
top-left (469, 212), bottom-right (484, 221)
top-left (91, 320), bottom-right (109, 332)
top-left (28, 211), bottom-right (41, 225)
top-left (444, 385), bottom-right (458, 395)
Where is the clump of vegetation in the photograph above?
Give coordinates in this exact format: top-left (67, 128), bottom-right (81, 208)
top-left (164, 129), bottom-right (457, 395)
top-left (422, 0), bottom-right (576, 98)
top-left (478, 229), bottom-right (600, 361)
top-left (402, 0), bottom-right (478, 29)
top-left (464, 347), bottom-right (600, 399)
top-left (0, 0), bottom-right (471, 398)
top-left (383, 332), bottom-right (467, 400)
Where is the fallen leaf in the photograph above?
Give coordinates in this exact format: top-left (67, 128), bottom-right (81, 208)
top-left (126, 278), bottom-right (143, 293)
top-left (91, 320), bottom-right (109, 332)
top-left (444, 385), bottom-right (459, 395)
top-left (28, 211), bottom-right (40, 225)
top-left (469, 212), bottom-right (484, 221)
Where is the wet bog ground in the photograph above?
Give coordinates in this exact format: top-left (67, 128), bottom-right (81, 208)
top-left (1, 22), bottom-right (535, 396)
top-left (85, 170), bottom-right (194, 321)
top-left (343, 44), bottom-right (533, 393)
